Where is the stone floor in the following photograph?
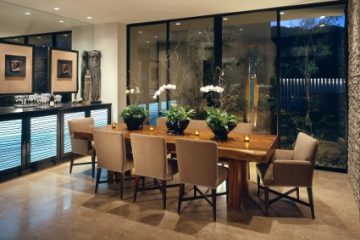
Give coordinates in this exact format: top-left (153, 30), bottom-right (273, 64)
top-left (0, 158), bottom-right (359, 240)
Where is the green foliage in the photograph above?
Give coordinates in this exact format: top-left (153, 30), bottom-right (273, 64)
top-left (120, 105), bottom-right (147, 119)
top-left (165, 104), bottom-right (195, 122)
top-left (206, 107), bottom-right (239, 132)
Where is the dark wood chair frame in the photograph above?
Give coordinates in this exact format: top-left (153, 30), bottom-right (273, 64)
top-left (257, 176), bottom-right (315, 219)
top-left (133, 176), bottom-right (179, 209)
top-left (69, 151), bottom-right (97, 178)
top-left (177, 180), bottom-right (229, 222)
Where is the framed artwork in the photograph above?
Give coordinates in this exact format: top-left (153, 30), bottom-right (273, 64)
top-left (5, 55), bottom-right (26, 77)
top-left (57, 59), bottom-right (72, 78)
top-left (50, 49), bottom-right (78, 93)
top-left (0, 43), bottom-right (33, 95)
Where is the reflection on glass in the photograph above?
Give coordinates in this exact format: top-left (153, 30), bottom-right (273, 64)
top-left (28, 34), bottom-right (53, 47)
top-left (169, 18), bottom-right (214, 119)
top-left (56, 32), bottom-right (72, 49)
top-left (279, 5), bottom-right (347, 169)
top-left (129, 24), bottom-right (167, 125)
top-left (222, 11), bottom-right (277, 133)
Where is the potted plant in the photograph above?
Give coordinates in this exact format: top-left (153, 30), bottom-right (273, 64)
top-left (120, 105), bottom-right (147, 130)
top-left (206, 107), bottom-right (239, 141)
top-left (165, 104), bottom-right (195, 135)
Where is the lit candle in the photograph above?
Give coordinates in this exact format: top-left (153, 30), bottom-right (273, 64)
top-left (149, 126), bottom-right (154, 131)
top-left (111, 122), bottom-right (117, 130)
top-left (194, 130), bottom-right (200, 136)
top-left (244, 134), bottom-right (250, 142)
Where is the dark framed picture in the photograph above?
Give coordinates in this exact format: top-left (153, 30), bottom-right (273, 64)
top-left (5, 55), bottom-right (26, 77)
top-left (57, 59), bottom-right (72, 78)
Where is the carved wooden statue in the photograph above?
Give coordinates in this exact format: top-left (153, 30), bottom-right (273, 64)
top-left (81, 50), bottom-right (102, 103)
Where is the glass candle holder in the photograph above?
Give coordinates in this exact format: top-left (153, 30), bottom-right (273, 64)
top-left (244, 134), bottom-right (250, 142)
top-left (194, 130), bottom-right (200, 136)
top-left (149, 126), bottom-right (154, 131)
top-left (111, 122), bottom-right (117, 130)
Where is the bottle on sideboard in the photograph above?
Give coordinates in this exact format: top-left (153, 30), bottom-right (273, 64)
top-left (49, 94), bottom-right (55, 107)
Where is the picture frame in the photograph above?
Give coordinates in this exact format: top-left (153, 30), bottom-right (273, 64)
top-left (0, 42), bottom-right (33, 95)
top-left (5, 55), bottom-right (26, 77)
top-left (57, 59), bottom-right (72, 78)
top-left (50, 49), bottom-right (78, 93)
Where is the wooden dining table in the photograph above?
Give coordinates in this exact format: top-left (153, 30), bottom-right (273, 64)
top-left (74, 123), bottom-right (278, 210)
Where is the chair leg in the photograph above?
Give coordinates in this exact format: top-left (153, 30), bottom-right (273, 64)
top-left (264, 187), bottom-right (269, 216)
top-left (257, 175), bottom-right (260, 198)
top-left (212, 188), bottom-right (217, 222)
top-left (119, 172), bottom-right (124, 199)
top-left (296, 187), bottom-right (300, 200)
top-left (91, 152), bottom-right (96, 178)
top-left (142, 177), bottom-right (145, 188)
top-left (133, 175), bottom-right (140, 202)
top-left (193, 185), bottom-right (197, 197)
top-left (178, 183), bottom-right (185, 214)
top-left (95, 168), bottom-right (102, 193)
top-left (307, 187), bottom-right (315, 219)
top-left (69, 153), bottom-right (74, 174)
top-left (161, 180), bottom-right (167, 209)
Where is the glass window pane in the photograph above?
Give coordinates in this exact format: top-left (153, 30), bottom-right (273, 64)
top-left (128, 24), bottom-right (167, 125)
top-left (279, 5), bottom-right (347, 169)
top-left (56, 32), bottom-right (71, 49)
top-left (1, 37), bottom-right (25, 44)
top-left (222, 11), bottom-right (277, 133)
top-left (169, 18), bottom-right (214, 119)
top-left (28, 34), bottom-right (53, 47)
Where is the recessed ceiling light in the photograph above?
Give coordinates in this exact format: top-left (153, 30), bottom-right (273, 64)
top-left (198, 31), bottom-right (202, 35)
top-left (146, 41), bottom-right (150, 44)
top-left (86, 16), bottom-right (92, 20)
top-left (154, 35), bottom-right (158, 39)
top-left (319, 24), bottom-right (325, 27)
top-left (53, 7), bottom-right (60, 11)
top-left (59, 20), bottom-right (64, 23)
top-left (280, 11), bottom-right (285, 15)
top-left (175, 22), bottom-right (181, 26)
top-left (223, 17), bottom-right (228, 21)
top-left (239, 28), bottom-right (244, 31)
top-left (37, 36), bottom-right (42, 39)
top-left (320, 15), bottom-right (326, 19)
top-left (25, 12), bottom-right (31, 15)
top-left (138, 31), bottom-right (143, 34)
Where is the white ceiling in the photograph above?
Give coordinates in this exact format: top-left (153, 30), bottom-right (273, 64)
top-left (3, 0), bottom-right (337, 24)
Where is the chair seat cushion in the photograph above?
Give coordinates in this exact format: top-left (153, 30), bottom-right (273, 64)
top-left (256, 163), bottom-right (275, 186)
top-left (216, 166), bottom-right (228, 187)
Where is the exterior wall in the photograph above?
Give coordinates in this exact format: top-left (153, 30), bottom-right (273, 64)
top-left (348, 0), bottom-right (360, 211)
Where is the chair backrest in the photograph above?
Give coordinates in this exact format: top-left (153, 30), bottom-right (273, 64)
top-left (293, 132), bottom-right (319, 164)
top-left (68, 117), bottom-right (94, 155)
top-left (130, 134), bottom-right (168, 179)
top-left (187, 120), bottom-right (209, 132)
top-left (156, 117), bottom-right (167, 127)
top-left (176, 139), bottom-right (218, 188)
top-left (232, 122), bottom-right (253, 134)
top-left (93, 129), bottom-right (130, 172)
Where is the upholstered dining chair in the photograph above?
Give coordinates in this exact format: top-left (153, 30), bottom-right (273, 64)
top-left (156, 117), bottom-right (167, 127)
top-left (256, 132), bottom-right (319, 218)
top-left (130, 134), bottom-right (178, 209)
top-left (176, 139), bottom-right (228, 221)
top-left (93, 129), bottom-right (133, 199)
top-left (68, 117), bottom-right (96, 178)
top-left (232, 122), bottom-right (253, 134)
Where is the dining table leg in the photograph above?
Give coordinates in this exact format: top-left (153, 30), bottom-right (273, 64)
top-left (227, 159), bottom-right (249, 210)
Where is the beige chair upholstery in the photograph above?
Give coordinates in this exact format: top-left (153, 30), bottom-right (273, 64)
top-left (156, 117), bottom-right (167, 127)
top-left (68, 117), bottom-right (96, 178)
top-left (130, 134), bottom-right (178, 209)
top-left (256, 132), bottom-right (319, 218)
top-left (93, 129), bottom-right (133, 199)
top-left (176, 139), bottom-right (228, 221)
top-left (187, 120), bottom-right (209, 133)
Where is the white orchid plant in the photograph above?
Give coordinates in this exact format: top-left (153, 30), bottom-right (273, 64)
top-left (200, 85), bottom-right (224, 94)
top-left (125, 87), bottom-right (140, 95)
top-left (153, 84), bottom-right (176, 100)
